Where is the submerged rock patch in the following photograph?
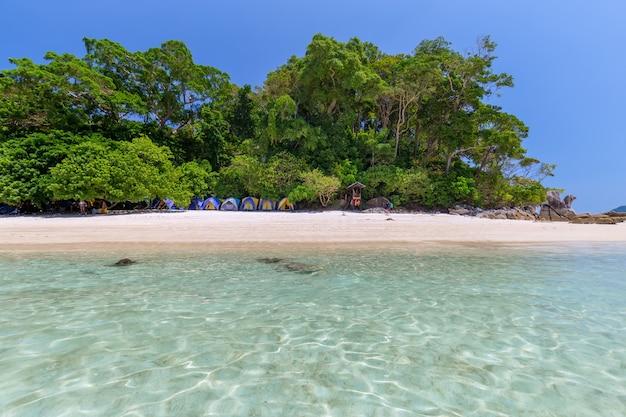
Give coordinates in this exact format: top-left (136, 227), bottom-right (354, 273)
top-left (257, 257), bottom-right (322, 274)
top-left (113, 258), bottom-right (136, 266)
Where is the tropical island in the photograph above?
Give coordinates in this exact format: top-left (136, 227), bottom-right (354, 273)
top-left (0, 34), bottom-right (554, 213)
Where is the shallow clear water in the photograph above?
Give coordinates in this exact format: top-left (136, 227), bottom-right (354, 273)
top-left (1, 244), bottom-right (625, 416)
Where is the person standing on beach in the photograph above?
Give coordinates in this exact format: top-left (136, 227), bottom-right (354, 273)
top-left (78, 200), bottom-right (87, 215)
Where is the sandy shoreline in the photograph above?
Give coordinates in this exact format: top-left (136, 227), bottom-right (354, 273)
top-left (1, 210), bottom-right (625, 255)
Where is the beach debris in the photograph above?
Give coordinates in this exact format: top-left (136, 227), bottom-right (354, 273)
top-left (113, 258), bottom-right (136, 266)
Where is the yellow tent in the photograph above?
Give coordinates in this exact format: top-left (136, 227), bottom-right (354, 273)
top-left (240, 197), bottom-right (259, 211)
top-left (259, 198), bottom-right (275, 211)
top-left (276, 197), bottom-right (293, 211)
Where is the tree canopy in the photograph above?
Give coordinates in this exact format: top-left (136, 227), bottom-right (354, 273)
top-left (0, 34), bottom-right (554, 211)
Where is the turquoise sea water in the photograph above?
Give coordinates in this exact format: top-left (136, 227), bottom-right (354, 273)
top-left (1, 244), bottom-right (625, 416)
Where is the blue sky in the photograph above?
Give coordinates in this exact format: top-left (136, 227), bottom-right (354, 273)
top-left (3, 1), bottom-right (625, 213)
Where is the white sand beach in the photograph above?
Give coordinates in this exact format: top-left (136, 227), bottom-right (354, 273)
top-left (1, 210), bottom-right (625, 254)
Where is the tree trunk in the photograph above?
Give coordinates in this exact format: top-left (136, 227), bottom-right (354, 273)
top-left (445, 152), bottom-right (454, 175)
top-left (413, 119), bottom-right (420, 159)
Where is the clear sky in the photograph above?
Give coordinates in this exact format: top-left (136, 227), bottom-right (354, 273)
top-left (2, 1), bottom-right (625, 213)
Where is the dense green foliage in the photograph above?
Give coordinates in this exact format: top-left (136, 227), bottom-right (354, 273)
top-left (0, 35), bottom-right (554, 211)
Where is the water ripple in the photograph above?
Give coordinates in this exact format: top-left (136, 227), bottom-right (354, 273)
top-left (1, 245), bottom-right (626, 416)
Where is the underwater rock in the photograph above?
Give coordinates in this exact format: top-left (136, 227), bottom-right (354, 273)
top-left (113, 258), bottom-right (136, 266)
top-left (283, 262), bottom-right (322, 274)
top-left (257, 257), bottom-right (284, 264)
top-left (257, 257), bottom-right (321, 274)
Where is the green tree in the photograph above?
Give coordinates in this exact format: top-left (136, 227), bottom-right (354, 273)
top-left (359, 165), bottom-right (406, 200)
top-left (414, 36), bottom-right (515, 170)
top-left (213, 155), bottom-right (262, 197)
top-left (139, 40), bottom-right (231, 133)
top-left (258, 152), bottom-right (308, 199)
top-left (82, 37), bottom-right (147, 121)
top-left (178, 160), bottom-right (215, 197)
top-left (357, 128), bottom-right (394, 168)
top-left (297, 34), bottom-right (381, 132)
top-left (262, 55), bottom-right (303, 102)
top-left (288, 169), bottom-right (341, 207)
top-left (229, 84), bottom-right (259, 141)
top-left (379, 54), bottom-right (438, 158)
top-left (48, 140), bottom-right (114, 202)
top-left (49, 136), bottom-right (190, 206)
top-left (0, 56), bottom-right (91, 133)
top-left (197, 105), bottom-right (231, 169)
top-left (0, 131), bottom-right (81, 206)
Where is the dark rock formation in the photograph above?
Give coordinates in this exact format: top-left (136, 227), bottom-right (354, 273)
top-left (536, 191), bottom-right (626, 223)
top-left (539, 191), bottom-right (577, 221)
top-left (475, 206), bottom-right (538, 221)
top-left (365, 197), bottom-right (392, 209)
top-left (449, 204), bottom-right (538, 220)
top-left (569, 212), bottom-right (626, 224)
top-left (283, 262), bottom-right (322, 274)
top-left (257, 257), bottom-right (322, 274)
top-left (257, 257), bottom-right (284, 264)
top-left (446, 194), bottom-right (626, 224)
top-left (113, 258), bottom-right (136, 266)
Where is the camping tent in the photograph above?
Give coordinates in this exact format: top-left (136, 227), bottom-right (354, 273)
top-left (276, 197), bottom-right (293, 211)
top-left (152, 199), bottom-right (165, 209)
top-left (153, 198), bottom-right (177, 210)
top-left (220, 197), bottom-right (240, 211)
top-left (0, 205), bottom-right (15, 215)
top-left (163, 198), bottom-right (178, 210)
top-left (203, 196), bottom-right (221, 210)
top-left (258, 198), bottom-right (275, 211)
top-left (240, 197), bottom-right (259, 211)
top-left (188, 197), bottom-right (205, 210)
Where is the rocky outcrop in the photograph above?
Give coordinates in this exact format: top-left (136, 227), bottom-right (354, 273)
top-left (448, 204), bottom-right (538, 220)
top-left (475, 206), bottom-right (538, 220)
top-left (533, 191), bottom-right (625, 224)
top-left (365, 197), bottom-right (392, 209)
top-left (568, 212), bottom-right (626, 224)
top-left (538, 191), bottom-right (577, 221)
top-left (393, 192), bottom-right (626, 224)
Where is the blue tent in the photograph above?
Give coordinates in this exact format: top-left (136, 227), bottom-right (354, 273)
top-left (152, 199), bottom-right (178, 210)
top-left (203, 196), bottom-right (221, 210)
top-left (258, 198), bottom-right (275, 211)
top-left (163, 198), bottom-right (177, 210)
top-left (188, 197), bottom-right (205, 210)
top-left (220, 197), bottom-right (240, 211)
top-left (0, 205), bottom-right (15, 215)
top-left (239, 197), bottom-right (259, 211)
